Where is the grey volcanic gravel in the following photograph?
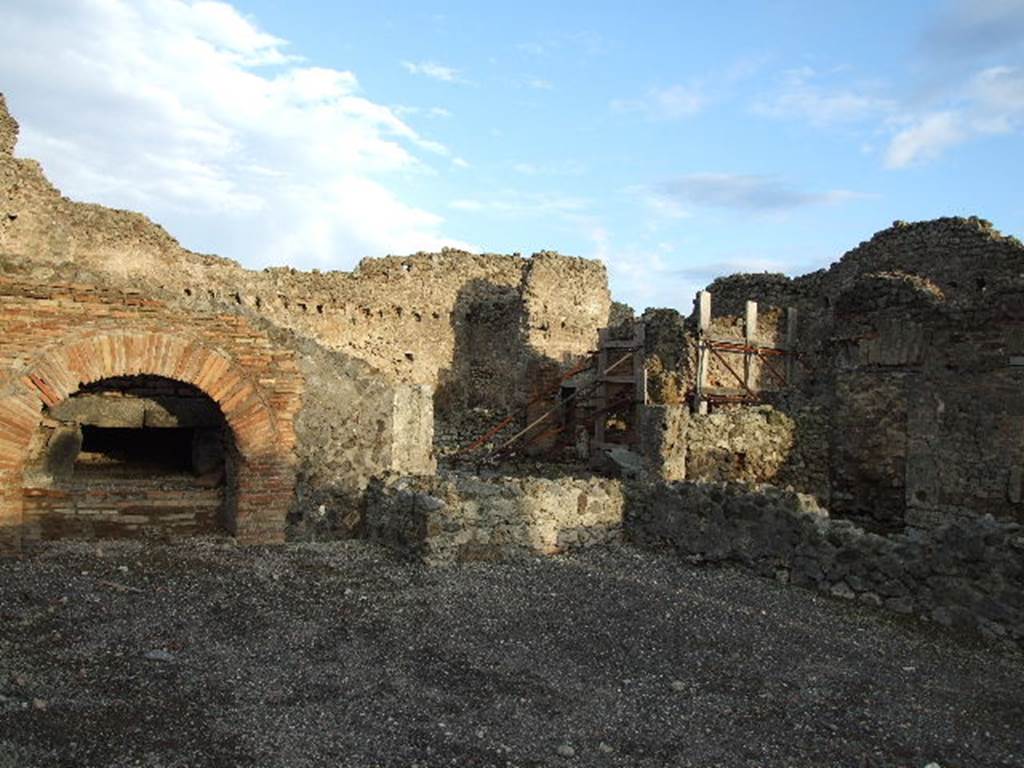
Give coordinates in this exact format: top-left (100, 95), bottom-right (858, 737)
top-left (0, 539), bottom-right (1021, 767)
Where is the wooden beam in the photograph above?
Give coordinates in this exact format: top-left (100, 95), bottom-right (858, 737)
top-left (632, 320), bottom-right (647, 406)
top-left (693, 291), bottom-right (711, 414)
top-left (744, 300), bottom-right (758, 393)
top-left (697, 290), bottom-right (711, 334)
top-left (595, 327), bottom-right (609, 446)
top-left (709, 345), bottom-right (757, 398)
top-left (786, 307), bottom-right (798, 384)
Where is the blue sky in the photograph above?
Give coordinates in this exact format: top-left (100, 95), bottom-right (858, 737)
top-left (1, 1), bottom-right (1022, 310)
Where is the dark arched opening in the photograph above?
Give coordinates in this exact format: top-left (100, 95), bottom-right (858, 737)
top-left (21, 375), bottom-right (239, 541)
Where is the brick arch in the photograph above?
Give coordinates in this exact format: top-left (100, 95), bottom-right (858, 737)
top-left (0, 332), bottom-right (297, 548)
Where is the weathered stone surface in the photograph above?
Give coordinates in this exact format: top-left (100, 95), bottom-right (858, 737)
top-left (35, 423), bottom-right (82, 483)
top-left (651, 215), bottom-right (1024, 530)
top-left (287, 338), bottom-right (436, 540)
top-left (365, 472), bottom-right (624, 564)
top-left (0, 94), bottom-right (17, 157)
top-left (390, 384), bottom-right (435, 474)
top-left (639, 404), bottom-right (688, 481)
top-left (628, 479), bottom-right (1024, 645)
top-left (638, 402), bottom-right (829, 500)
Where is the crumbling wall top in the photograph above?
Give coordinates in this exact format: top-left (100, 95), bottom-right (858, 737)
top-left (0, 93), bottom-right (16, 156)
top-left (700, 272), bottom-right (797, 317)
top-left (697, 217), bottom-right (1023, 316)
top-left (817, 217), bottom-right (1024, 306)
top-left (834, 270), bottom-right (947, 317)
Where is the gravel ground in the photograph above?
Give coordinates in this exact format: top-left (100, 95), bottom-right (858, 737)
top-left (0, 539), bottom-right (1021, 768)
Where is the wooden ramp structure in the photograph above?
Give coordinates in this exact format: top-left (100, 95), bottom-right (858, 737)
top-left (453, 320), bottom-right (648, 460)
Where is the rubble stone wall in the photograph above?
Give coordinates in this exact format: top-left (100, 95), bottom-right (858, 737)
top-left (639, 403), bottom-right (830, 500)
top-left (365, 472), bottom-right (624, 564)
top-left (826, 266), bottom-right (1024, 527)
top-left (680, 217), bottom-right (1024, 529)
top-left (628, 480), bottom-right (1024, 645)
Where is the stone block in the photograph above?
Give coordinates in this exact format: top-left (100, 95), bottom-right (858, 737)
top-left (49, 395), bottom-right (145, 428)
top-left (365, 473), bottom-right (624, 564)
top-left (391, 384), bottom-right (435, 475)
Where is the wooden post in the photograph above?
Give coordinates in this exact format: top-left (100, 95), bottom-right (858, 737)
top-left (698, 290), bottom-right (711, 333)
top-left (595, 327), bottom-right (609, 446)
top-left (632, 321), bottom-right (647, 443)
top-left (744, 300), bottom-right (758, 393)
top-left (785, 307), bottom-right (798, 384)
top-left (693, 291), bottom-right (711, 415)
top-left (632, 321), bottom-right (647, 406)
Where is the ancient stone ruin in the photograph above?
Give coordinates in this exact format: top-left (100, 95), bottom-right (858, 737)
top-left (1, 93), bottom-right (1021, 644)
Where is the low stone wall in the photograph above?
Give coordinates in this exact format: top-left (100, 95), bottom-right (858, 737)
top-left (365, 473), bottom-right (624, 564)
top-left (628, 480), bottom-right (1024, 644)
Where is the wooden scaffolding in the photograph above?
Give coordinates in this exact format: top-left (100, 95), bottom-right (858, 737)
top-left (692, 290), bottom-right (798, 414)
top-left (592, 320), bottom-right (648, 452)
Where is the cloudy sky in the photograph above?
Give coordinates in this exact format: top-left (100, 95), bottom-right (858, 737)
top-left (1, 0), bottom-right (1022, 310)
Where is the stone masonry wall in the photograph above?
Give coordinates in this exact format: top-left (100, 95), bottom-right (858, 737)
top-left (287, 335), bottom-right (436, 540)
top-left (628, 480), bottom-right (1024, 646)
top-left (686, 217), bottom-right (1024, 529)
top-left (0, 94), bottom-right (610, 425)
top-left (639, 404), bottom-right (830, 501)
top-left (365, 472), bottom-right (624, 564)
top-left (827, 267), bottom-right (1024, 528)
top-left (0, 276), bottom-right (432, 548)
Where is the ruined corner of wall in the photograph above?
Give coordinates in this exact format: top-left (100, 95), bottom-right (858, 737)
top-left (0, 93), bottom-right (18, 157)
top-left (391, 383), bottom-right (437, 475)
top-left (638, 403), bottom-right (690, 482)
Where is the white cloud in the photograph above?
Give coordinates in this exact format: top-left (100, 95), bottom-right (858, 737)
top-left (754, 58), bottom-right (1024, 168)
top-left (884, 66), bottom-right (1024, 167)
top-left (401, 60), bottom-right (463, 83)
top-left (885, 112), bottom-right (967, 168)
top-left (586, 225), bottom-right (822, 313)
top-left (511, 160), bottom-right (586, 177)
top-left (582, 228), bottom-right (702, 312)
top-left (0, 0), bottom-right (471, 268)
top-left (612, 83), bottom-right (704, 120)
top-left (448, 192), bottom-right (588, 217)
top-left (649, 85), bottom-right (704, 119)
top-left (394, 105), bottom-right (453, 120)
top-left (753, 67), bottom-right (895, 125)
top-left (177, 0), bottom-right (297, 65)
top-left (973, 65), bottom-right (1024, 117)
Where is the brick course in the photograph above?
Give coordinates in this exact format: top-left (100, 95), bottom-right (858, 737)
top-left (0, 277), bottom-right (302, 549)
